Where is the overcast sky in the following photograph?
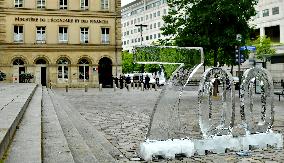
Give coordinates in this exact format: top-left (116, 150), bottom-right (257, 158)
top-left (121, 0), bottom-right (135, 6)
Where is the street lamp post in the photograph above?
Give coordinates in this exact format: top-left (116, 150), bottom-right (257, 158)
top-left (135, 24), bottom-right (147, 45)
top-left (236, 34), bottom-right (242, 96)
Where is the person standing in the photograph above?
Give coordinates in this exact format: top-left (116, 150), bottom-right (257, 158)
top-left (113, 76), bottom-right (118, 88)
top-left (155, 72), bottom-right (159, 86)
top-left (126, 75), bottom-right (131, 84)
top-left (145, 75), bottom-right (150, 89)
top-left (119, 75), bottom-right (124, 89)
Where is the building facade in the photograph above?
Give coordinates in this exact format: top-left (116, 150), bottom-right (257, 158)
top-left (0, 0), bottom-right (122, 87)
top-left (251, 0), bottom-right (284, 81)
top-left (253, 0), bottom-right (284, 43)
top-left (121, 0), bottom-right (168, 51)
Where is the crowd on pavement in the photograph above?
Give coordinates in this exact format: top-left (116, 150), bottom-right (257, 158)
top-left (112, 73), bottom-right (160, 90)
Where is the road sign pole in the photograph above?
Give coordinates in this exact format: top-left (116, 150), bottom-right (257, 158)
top-left (238, 46), bottom-right (241, 97)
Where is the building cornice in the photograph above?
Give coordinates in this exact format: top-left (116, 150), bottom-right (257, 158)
top-left (122, 0), bottom-right (143, 10)
top-left (0, 44), bottom-right (123, 52)
top-left (1, 9), bottom-right (122, 18)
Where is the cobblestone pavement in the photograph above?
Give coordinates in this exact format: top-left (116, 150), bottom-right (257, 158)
top-left (55, 88), bottom-right (160, 161)
top-left (54, 86), bottom-right (284, 162)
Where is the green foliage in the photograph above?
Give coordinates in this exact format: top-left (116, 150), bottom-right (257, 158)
top-left (253, 36), bottom-right (276, 61)
top-left (121, 51), bottom-right (145, 73)
top-left (122, 46), bottom-right (202, 79)
top-left (0, 71), bottom-right (6, 81)
top-left (162, 0), bottom-right (258, 66)
top-left (19, 73), bottom-right (34, 83)
top-left (122, 51), bottom-right (134, 73)
top-left (134, 46), bottom-right (201, 78)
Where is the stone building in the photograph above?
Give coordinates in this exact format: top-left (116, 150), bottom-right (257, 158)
top-left (0, 0), bottom-right (122, 87)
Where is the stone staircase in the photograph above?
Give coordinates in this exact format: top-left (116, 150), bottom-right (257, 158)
top-left (0, 84), bottom-right (124, 163)
top-left (0, 84), bottom-right (38, 162)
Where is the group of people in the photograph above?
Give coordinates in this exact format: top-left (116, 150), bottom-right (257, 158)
top-left (112, 75), bottom-right (131, 89)
top-left (112, 74), bottom-right (158, 89)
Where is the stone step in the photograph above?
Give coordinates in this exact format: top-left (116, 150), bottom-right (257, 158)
top-left (0, 84), bottom-right (37, 160)
top-left (49, 89), bottom-right (122, 162)
top-left (48, 89), bottom-right (99, 163)
top-left (5, 86), bottom-right (42, 163)
top-left (42, 87), bottom-right (75, 163)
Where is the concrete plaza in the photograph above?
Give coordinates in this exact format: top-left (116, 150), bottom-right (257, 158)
top-left (0, 83), bottom-right (284, 162)
top-left (55, 86), bottom-right (284, 162)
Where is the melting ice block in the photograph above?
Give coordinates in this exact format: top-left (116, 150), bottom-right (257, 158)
top-left (140, 132), bottom-right (283, 161)
top-left (140, 139), bottom-right (195, 161)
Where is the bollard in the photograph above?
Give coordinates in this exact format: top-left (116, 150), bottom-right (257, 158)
top-left (85, 84), bottom-right (88, 92)
top-left (141, 83), bottom-right (144, 91)
top-left (65, 85), bottom-right (68, 92)
top-left (127, 84), bottom-right (130, 91)
top-left (155, 83), bottom-right (158, 91)
top-left (99, 84), bottom-right (102, 91)
top-left (137, 83), bottom-right (140, 89)
top-left (133, 83), bottom-right (135, 90)
top-left (149, 84), bottom-right (152, 90)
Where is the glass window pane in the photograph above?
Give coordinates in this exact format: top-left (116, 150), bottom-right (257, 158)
top-left (85, 66), bottom-right (89, 80)
top-left (58, 66), bottom-right (62, 78)
top-left (64, 66), bottom-right (68, 79)
top-left (79, 66), bottom-right (84, 79)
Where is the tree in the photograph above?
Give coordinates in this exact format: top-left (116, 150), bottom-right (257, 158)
top-left (253, 36), bottom-right (276, 64)
top-left (122, 51), bottom-right (134, 73)
top-left (121, 51), bottom-right (145, 73)
top-left (161, 0), bottom-right (258, 67)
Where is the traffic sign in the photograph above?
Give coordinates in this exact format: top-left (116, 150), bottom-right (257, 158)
top-left (240, 46), bottom-right (256, 51)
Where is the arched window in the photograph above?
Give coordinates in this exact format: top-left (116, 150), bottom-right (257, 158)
top-left (35, 59), bottom-right (47, 64)
top-left (78, 59), bottom-right (89, 81)
top-left (57, 58), bottom-right (69, 80)
top-left (13, 59), bottom-right (25, 65)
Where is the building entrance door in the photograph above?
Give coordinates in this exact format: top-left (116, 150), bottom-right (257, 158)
top-left (98, 57), bottom-right (112, 88)
top-left (41, 67), bottom-right (47, 86)
top-left (19, 67), bottom-right (25, 83)
top-left (35, 59), bottom-right (48, 86)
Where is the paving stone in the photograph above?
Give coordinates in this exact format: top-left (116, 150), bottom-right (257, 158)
top-left (54, 87), bottom-right (284, 162)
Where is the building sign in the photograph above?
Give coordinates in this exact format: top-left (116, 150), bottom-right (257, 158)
top-left (15, 17), bottom-right (108, 24)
